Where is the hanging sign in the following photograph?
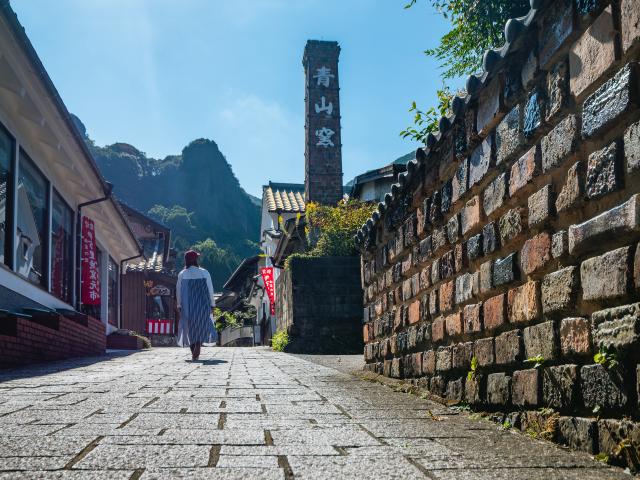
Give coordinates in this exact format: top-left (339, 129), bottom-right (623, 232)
top-left (81, 217), bottom-right (101, 305)
top-left (260, 267), bottom-right (276, 315)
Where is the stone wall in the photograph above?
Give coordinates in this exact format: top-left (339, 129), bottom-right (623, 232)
top-left (276, 256), bottom-right (363, 354)
top-left (357, 0), bottom-right (640, 466)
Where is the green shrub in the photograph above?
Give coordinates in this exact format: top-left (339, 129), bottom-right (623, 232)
top-left (271, 330), bottom-right (290, 352)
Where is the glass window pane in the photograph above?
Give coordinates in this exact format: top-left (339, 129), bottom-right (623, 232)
top-left (0, 127), bottom-right (13, 266)
top-left (16, 153), bottom-right (48, 287)
top-left (52, 191), bottom-right (74, 304)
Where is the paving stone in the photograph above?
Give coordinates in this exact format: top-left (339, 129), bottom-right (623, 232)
top-left (528, 184), bottom-right (554, 227)
top-left (512, 369), bottom-right (539, 407)
top-left (586, 141), bottom-right (622, 200)
top-left (557, 417), bottom-right (597, 454)
top-left (591, 302), bottom-right (640, 352)
top-left (487, 373), bottom-right (511, 406)
top-left (580, 246), bottom-right (631, 301)
top-left (542, 266), bottom-right (579, 316)
top-left (555, 161), bottom-right (584, 213)
top-left (509, 145), bottom-right (541, 197)
top-left (452, 158), bottom-right (469, 204)
top-left (520, 232), bottom-right (552, 275)
top-left (621, 0), bottom-right (640, 53)
top-left (495, 330), bottom-right (523, 366)
top-left (581, 364), bottom-right (628, 410)
top-left (496, 104), bottom-right (523, 165)
top-left (469, 137), bottom-right (493, 188)
top-left (543, 365), bottom-right (579, 410)
top-left (524, 321), bottom-right (558, 361)
top-left (483, 294), bottom-right (506, 331)
top-left (568, 194), bottom-right (640, 255)
top-left (582, 63), bottom-right (640, 139)
top-left (508, 281), bottom-right (540, 325)
top-left (541, 115), bottom-right (579, 173)
top-left (569, 6), bottom-right (616, 99)
top-left (483, 173), bottom-right (508, 217)
top-left (493, 253), bottom-right (518, 287)
top-left (560, 318), bottom-right (592, 357)
top-left (498, 208), bottom-right (525, 246)
top-left (76, 445), bottom-right (211, 469)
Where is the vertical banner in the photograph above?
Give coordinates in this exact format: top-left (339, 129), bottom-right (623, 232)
top-left (81, 217), bottom-right (101, 305)
top-left (260, 267), bottom-right (276, 315)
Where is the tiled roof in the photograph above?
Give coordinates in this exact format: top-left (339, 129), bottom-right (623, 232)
top-left (264, 186), bottom-right (306, 213)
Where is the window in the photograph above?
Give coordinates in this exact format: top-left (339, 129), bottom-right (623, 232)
top-left (16, 152), bottom-right (48, 288)
top-left (0, 125), bottom-right (14, 267)
top-left (51, 191), bottom-right (74, 304)
top-left (107, 257), bottom-right (118, 327)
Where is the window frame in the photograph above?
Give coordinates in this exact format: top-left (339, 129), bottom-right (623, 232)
top-left (50, 187), bottom-right (75, 304)
top-left (0, 121), bottom-right (16, 269)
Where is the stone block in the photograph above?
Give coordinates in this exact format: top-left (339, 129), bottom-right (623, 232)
top-left (446, 378), bottom-right (464, 403)
top-left (521, 51), bottom-right (537, 89)
top-left (542, 266), bottom-right (579, 315)
top-left (508, 281), bottom-right (540, 325)
top-left (581, 246), bottom-right (631, 302)
top-left (391, 357), bottom-right (402, 378)
top-left (509, 145), bottom-right (541, 197)
top-left (466, 234), bottom-right (482, 263)
top-left (411, 273), bottom-right (420, 297)
top-left (546, 60), bottom-right (568, 121)
top-left (560, 318), bottom-right (592, 357)
top-left (465, 375), bottom-right (482, 404)
top-left (520, 232), bottom-right (552, 275)
top-left (440, 250), bottom-right (455, 280)
top-left (412, 352), bottom-right (423, 376)
top-left (484, 294), bottom-right (506, 331)
top-left (556, 161), bottom-right (585, 214)
top-left (528, 185), bottom-right (554, 227)
top-left (402, 279), bottom-right (412, 301)
top-left (539, 0), bottom-right (575, 68)
top-left (419, 268), bottom-right (431, 292)
top-left (476, 76), bottom-right (502, 136)
top-left (480, 260), bottom-right (493, 294)
top-left (512, 369), bottom-right (539, 407)
top-left (431, 260), bottom-right (440, 285)
top-left (452, 342), bottom-right (473, 370)
top-left (524, 321), bottom-right (558, 360)
top-left (432, 227), bottom-right (447, 254)
top-left (591, 302), bottom-right (640, 352)
top-left (495, 329), bottom-right (523, 365)
top-left (455, 273), bottom-right (474, 305)
top-left (445, 311), bottom-right (463, 338)
top-left (622, 0), bottom-right (640, 53)
top-left (446, 214), bottom-right (460, 244)
top-left (552, 230), bottom-right (568, 259)
top-left (582, 63), bottom-right (640, 139)
top-left (464, 303), bottom-right (482, 334)
top-left (436, 346), bottom-right (452, 372)
top-left (625, 119), bottom-right (640, 175)
top-left (636, 244), bottom-right (640, 290)
top-left (474, 338), bottom-right (494, 367)
top-left (598, 419), bottom-right (640, 458)
top-left (585, 141), bottom-right (622, 200)
top-left (419, 236), bottom-right (432, 260)
top-left (569, 195), bottom-right (640, 255)
top-left (523, 89), bottom-right (546, 138)
top-left (441, 180), bottom-right (453, 214)
top-left (581, 364), bottom-right (628, 410)
top-left (487, 373), bottom-right (511, 406)
top-left (423, 350), bottom-right (436, 375)
top-left (454, 242), bottom-right (466, 273)
top-left (383, 359), bottom-right (392, 377)
top-left (569, 6), bottom-right (616, 99)
top-left (469, 136), bottom-right (493, 188)
top-left (495, 104), bottom-right (523, 165)
top-left (408, 299), bottom-right (421, 325)
top-left (483, 173), bottom-right (508, 218)
top-left (541, 114), bottom-right (580, 173)
top-left (493, 253), bottom-right (518, 287)
top-left (482, 222), bottom-right (499, 255)
top-left (543, 365), bottom-right (578, 409)
top-left (440, 280), bottom-right (455, 313)
top-left (499, 208), bottom-right (525, 246)
top-left (557, 417), bottom-right (597, 454)
top-left (452, 158), bottom-right (468, 204)
top-left (431, 316), bottom-right (445, 343)
top-left (461, 196), bottom-right (482, 235)
top-left (429, 289), bottom-right (439, 317)
top-left (430, 375), bottom-right (446, 397)
top-left (429, 191), bottom-right (442, 225)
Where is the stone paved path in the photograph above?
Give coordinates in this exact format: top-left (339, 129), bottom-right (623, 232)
top-left (0, 348), bottom-right (631, 479)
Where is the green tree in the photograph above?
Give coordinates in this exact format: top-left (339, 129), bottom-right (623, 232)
top-left (189, 238), bottom-right (240, 289)
top-left (402, 0), bottom-right (529, 142)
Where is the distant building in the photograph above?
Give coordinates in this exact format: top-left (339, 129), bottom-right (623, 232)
top-left (0, 2), bottom-right (141, 366)
top-left (347, 153), bottom-right (411, 203)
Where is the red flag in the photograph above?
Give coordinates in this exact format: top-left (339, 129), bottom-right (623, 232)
top-left (81, 217), bottom-right (101, 305)
top-left (260, 267), bottom-right (276, 315)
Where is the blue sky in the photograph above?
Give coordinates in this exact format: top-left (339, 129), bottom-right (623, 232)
top-left (12, 0), bottom-right (456, 197)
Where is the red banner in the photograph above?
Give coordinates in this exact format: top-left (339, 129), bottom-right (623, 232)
top-left (81, 217), bottom-right (101, 305)
top-left (260, 267), bottom-right (276, 315)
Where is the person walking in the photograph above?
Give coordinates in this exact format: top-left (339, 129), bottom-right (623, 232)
top-left (176, 250), bottom-right (217, 360)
